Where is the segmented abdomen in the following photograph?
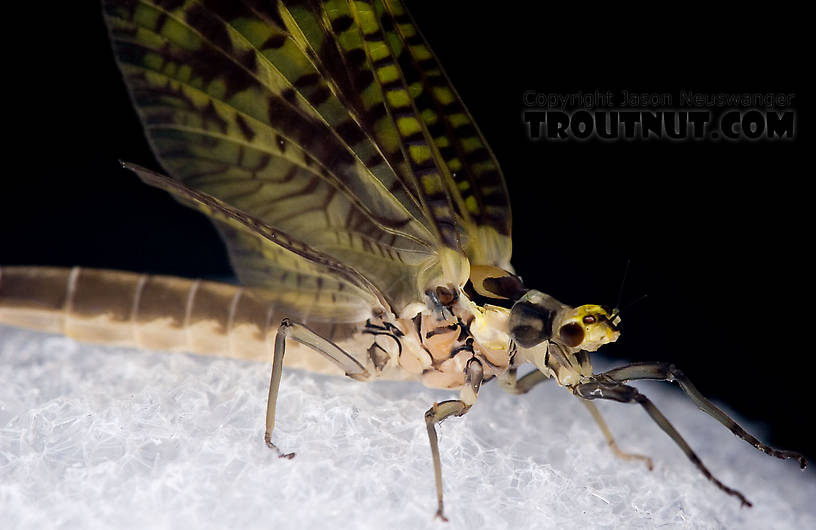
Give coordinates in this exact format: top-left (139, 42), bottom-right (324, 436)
top-left (0, 266), bottom-right (354, 375)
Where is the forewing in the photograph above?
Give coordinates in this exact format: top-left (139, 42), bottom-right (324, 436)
top-left (373, 0), bottom-right (513, 268)
top-left (103, 0), bottom-right (512, 315)
top-left (299, 0), bottom-right (513, 266)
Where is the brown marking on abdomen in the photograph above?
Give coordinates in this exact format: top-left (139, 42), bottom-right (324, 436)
top-left (0, 266), bottom-right (72, 333)
top-left (0, 266), bottom-right (411, 380)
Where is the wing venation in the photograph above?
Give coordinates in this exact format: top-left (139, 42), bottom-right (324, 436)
top-left (103, 0), bottom-right (515, 316)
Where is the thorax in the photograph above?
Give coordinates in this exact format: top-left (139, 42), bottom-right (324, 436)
top-left (388, 293), bottom-right (514, 390)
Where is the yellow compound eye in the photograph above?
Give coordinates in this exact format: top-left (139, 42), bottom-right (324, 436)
top-left (559, 322), bottom-right (585, 347)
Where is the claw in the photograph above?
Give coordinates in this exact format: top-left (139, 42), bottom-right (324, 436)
top-left (264, 432), bottom-right (295, 459)
top-left (797, 455), bottom-right (808, 470)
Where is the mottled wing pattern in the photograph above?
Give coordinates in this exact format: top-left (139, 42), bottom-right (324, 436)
top-left (214, 225), bottom-right (374, 321)
top-left (125, 162), bottom-right (384, 322)
top-left (103, 0), bottom-right (513, 317)
top-left (376, 0), bottom-right (512, 268)
top-left (300, 0), bottom-right (512, 266)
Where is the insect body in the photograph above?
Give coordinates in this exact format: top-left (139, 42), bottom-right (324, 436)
top-left (0, 0), bottom-right (806, 520)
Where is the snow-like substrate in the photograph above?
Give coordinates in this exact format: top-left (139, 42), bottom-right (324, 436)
top-left (1, 326), bottom-right (813, 529)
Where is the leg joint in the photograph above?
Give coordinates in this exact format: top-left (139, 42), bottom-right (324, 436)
top-left (277, 318), bottom-right (293, 336)
top-left (347, 370), bottom-right (371, 382)
top-left (573, 381), bottom-right (640, 403)
top-left (666, 363), bottom-right (683, 382)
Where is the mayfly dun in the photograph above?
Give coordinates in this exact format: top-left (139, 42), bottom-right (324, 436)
top-left (0, 0), bottom-right (806, 521)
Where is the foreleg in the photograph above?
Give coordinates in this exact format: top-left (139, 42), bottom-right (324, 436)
top-left (573, 380), bottom-right (752, 506)
top-left (600, 362), bottom-right (806, 468)
top-left (580, 400), bottom-right (654, 470)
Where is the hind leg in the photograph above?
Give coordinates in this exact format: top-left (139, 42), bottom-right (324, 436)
top-left (264, 318), bottom-right (370, 458)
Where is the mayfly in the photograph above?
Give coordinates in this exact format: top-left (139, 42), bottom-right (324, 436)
top-left (0, 0), bottom-right (806, 520)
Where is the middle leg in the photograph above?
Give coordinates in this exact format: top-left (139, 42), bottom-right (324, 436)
top-left (425, 358), bottom-right (484, 521)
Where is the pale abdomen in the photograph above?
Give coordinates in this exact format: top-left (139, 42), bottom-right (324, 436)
top-left (0, 266), bottom-right (366, 376)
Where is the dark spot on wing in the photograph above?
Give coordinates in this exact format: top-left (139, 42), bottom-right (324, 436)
top-left (331, 15), bottom-right (353, 33)
top-left (235, 114), bottom-right (255, 142)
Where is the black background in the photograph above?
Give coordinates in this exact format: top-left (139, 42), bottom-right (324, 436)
top-left (2, 3), bottom-right (812, 460)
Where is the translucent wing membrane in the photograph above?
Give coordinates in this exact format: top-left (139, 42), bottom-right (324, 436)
top-left (376, 0), bottom-right (512, 267)
top-left (103, 0), bottom-right (513, 316)
top-left (126, 162), bottom-right (383, 322)
top-left (307, 0), bottom-right (512, 265)
top-left (215, 225), bottom-right (374, 322)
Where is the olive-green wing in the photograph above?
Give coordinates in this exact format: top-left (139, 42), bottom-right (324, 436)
top-left (288, 0), bottom-right (513, 267)
top-left (375, 0), bottom-right (513, 269)
top-left (103, 0), bottom-right (511, 316)
top-left (125, 162), bottom-right (385, 322)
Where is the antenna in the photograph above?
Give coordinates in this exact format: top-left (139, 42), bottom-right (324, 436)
top-left (621, 293), bottom-right (648, 311)
top-left (613, 259), bottom-right (631, 311)
top-left (609, 260), bottom-right (648, 328)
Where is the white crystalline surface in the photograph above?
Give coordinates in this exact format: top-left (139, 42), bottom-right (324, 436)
top-left (1, 326), bottom-right (813, 530)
